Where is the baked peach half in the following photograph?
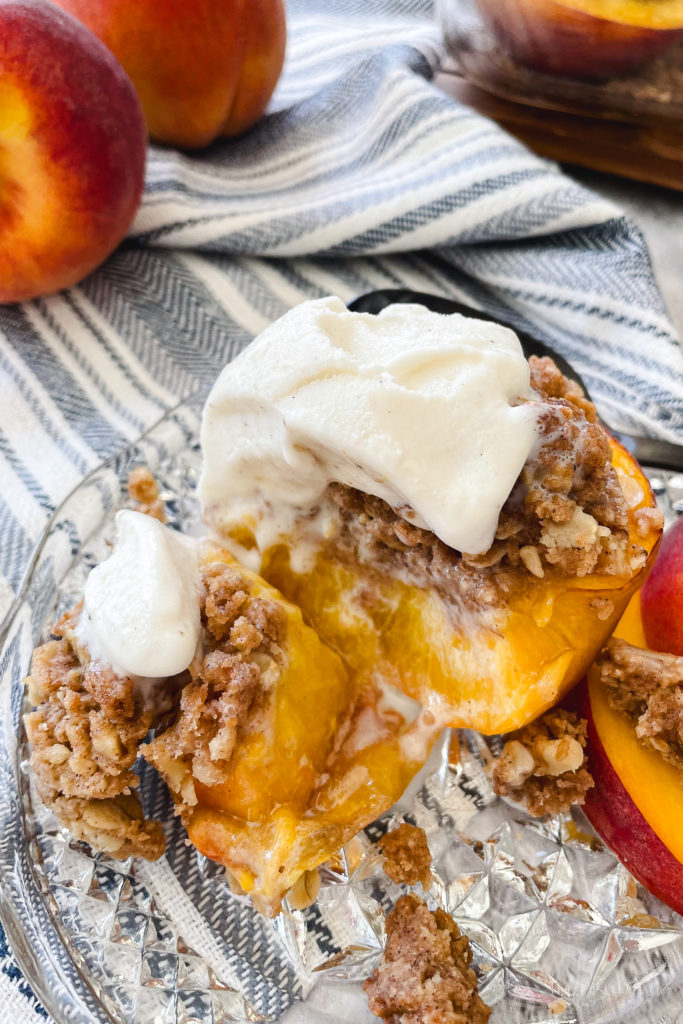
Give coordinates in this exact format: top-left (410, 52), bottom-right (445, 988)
top-left (26, 530), bottom-right (439, 916)
top-left (144, 545), bottom-right (440, 916)
top-left (251, 436), bottom-right (660, 737)
top-left (200, 300), bottom-right (663, 740)
top-left (476, 0), bottom-right (683, 79)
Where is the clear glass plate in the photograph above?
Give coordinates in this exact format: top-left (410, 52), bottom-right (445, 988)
top-left (1, 390), bottom-right (682, 1024)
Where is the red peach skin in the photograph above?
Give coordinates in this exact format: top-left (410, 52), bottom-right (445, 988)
top-left (0, 0), bottom-right (146, 303)
top-left (641, 516), bottom-right (683, 656)
top-left (52, 0), bottom-right (287, 148)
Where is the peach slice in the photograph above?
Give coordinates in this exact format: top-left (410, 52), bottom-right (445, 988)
top-left (476, 0), bottom-right (683, 79)
top-left (582, 594), bottom-right (683, 915)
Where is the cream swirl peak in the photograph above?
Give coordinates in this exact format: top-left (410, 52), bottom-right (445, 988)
top-left (199, 296), bottom-right (540, 555)
top-left (79, 510), bottom-right (201, 678)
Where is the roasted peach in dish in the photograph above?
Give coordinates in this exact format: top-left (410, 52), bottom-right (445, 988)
top-left (491, 517), bottom-right (683, 917)
top-left (26, 538), bottom-right (439, 915)
top-left (476, 0), bottom-right (683, 79)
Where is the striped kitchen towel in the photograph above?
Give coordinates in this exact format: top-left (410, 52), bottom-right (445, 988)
top-left (0, 0), bottom-right (682, 1021)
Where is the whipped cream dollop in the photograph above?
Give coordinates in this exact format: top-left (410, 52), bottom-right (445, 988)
top-left (200, 296), bottom-right (540, 555)
top-left (79, 510), bottom-right (201, 678)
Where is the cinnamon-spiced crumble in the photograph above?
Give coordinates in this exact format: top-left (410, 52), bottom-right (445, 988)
top-left (24, 606), bottom-right (167, 859)
top-left (597, 638), bottom-right (683, 769)
top-left (380, 823), bottom-right (432, 889)
top-left (364, 893), bottom-right (490, 1024)
top-left (143, 561), bottom-right (285, 807)
top-left (24, 561), bottom-right (287, 859)
top-left (316, 357), bottom-right (657, 611)
top-left (492, 708), bottom-right (594, 816)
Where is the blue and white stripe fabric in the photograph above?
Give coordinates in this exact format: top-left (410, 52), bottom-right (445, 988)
top-left (0, 0), bottom-right (682, 1019)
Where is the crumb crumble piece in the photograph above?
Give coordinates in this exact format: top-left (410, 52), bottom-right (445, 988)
top-left (364, 893), bottom-right (490, 1024)
top-left (143, 561), bottom-right (286, 809)
top-left (127, 465), bottom-right (165, 522)
top-left (597, 638), bottom-right (683, 769)
top-left (492, 708), bottom-right (594, 816)
top-left (633, 506), bottom-right (664, 540)
top-left (24, 606), bottom-right (166, 860)
top-left (380, 823), bottom-right (432, 889)
top-left (50, 792), bottom-right (165, 860)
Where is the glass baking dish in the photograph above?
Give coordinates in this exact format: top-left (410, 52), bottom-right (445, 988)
top-left (436, 0), bottom-right (683, 127)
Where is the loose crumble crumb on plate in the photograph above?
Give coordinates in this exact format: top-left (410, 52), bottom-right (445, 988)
top-left (492, 708), bottom-right (594, 817)
top-left (128, 465), bottom-right (166, 522)
top-left (364, 893), bottom-right (491, 1024)
top-left (379, 822), bottom-right (432, 889)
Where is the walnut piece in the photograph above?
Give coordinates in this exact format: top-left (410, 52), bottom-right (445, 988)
top-left (492, 709), bottom-right (594, 816)
top-left (598, 638), bottom-right (683, 770)
top-left (364, 893), bottom-right (490, 1024)
top-left (380, 823), bottom-right (432, 889)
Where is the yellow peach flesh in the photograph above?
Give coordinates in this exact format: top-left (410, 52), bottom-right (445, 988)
top-left (557, 0), bottom-right (683, 28)
top-left (182, 548), bottom-right (432, 913)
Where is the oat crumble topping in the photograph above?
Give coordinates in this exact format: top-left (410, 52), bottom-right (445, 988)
top-left (598, 638), bottom-right (683, 770)
top-left (364, 893), bottom-right (490, 1024)
top-left (380, 823), bottom-right (432, 889)
top-left (318, 357), bottom-right (651, 612)
top-left (492, 708), bottom-right (594, 816)
top-left (24, 606), bottom-right (167, 859)
top-left (143, 561), bottom-right (286, 807)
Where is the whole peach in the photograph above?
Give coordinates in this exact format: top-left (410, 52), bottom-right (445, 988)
top-left (0, 0), bottom-right (146, 304)
top-left (51, 0), bottom-right (287, 149)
